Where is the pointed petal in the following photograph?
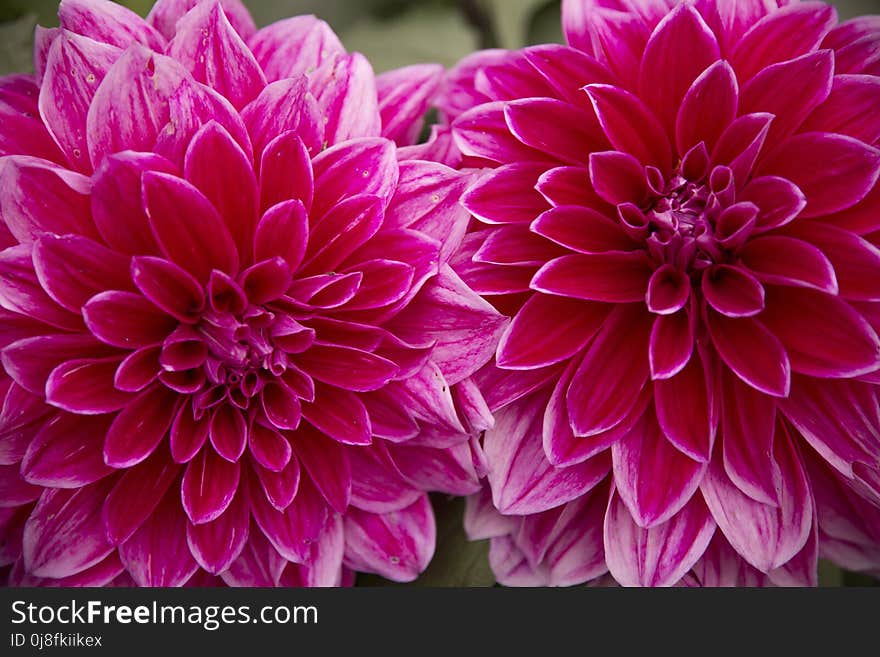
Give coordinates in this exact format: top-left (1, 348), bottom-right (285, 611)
top-left (103, 385), bottom-right (179, 468)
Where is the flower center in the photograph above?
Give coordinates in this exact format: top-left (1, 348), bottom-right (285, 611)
top-left (198, 307), bottom-right (281, 387)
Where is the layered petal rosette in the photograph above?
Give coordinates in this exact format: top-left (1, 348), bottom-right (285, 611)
top-left (0, 0), bottom-right (505, 586)
top-left (446, 0), bottom-right (880, 585)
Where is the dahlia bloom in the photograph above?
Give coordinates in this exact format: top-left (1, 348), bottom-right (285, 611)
top-left (446, 0), bottom-right (880, 585)
top-left (0, 0), bottom-right (506, 586)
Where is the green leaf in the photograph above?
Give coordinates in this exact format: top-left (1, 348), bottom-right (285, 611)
top-left (357, 495), bottom-right (496, 587)
top-left (0, 14), bottom-right (36, 76)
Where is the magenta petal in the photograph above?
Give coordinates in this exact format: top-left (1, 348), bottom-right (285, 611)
top-left (780, 376), bottom-right (880, 477)
top-left (388, 265), bottom-right (507, 385)
top-left (170, 401), bottom-right (209, 464)
top-left (707, 311), bottom-right (791, 397)
top-left (86, 45), bottom-right (189, 167)
top-left (59, 0), bottom-right (165, 50)
top-left (33, 234), bottom-right (132, 313)
top-left (90, 151), bottom-right (174, 255)
top-left (297, 344), bottom-right (398, 393)
top-left (142, 171), bottom-right (239, 281)
top-left (181, 446), bottom-right (240, 525)
top-left (721, 372), bottom-right (780, 507)
top-left (83, 290), bottom-right (175, 349)
top-left (389, 441), bottom-right (482, 497)
top-left (613, 407), bottom-right (706, 527)
top-left (209, 405), bottom-right (247, 462)
top-left (104, 385), bottom-right (179, 468)
top-left (310, 138), bottom-right (397, 219)
top-left (741, 235), bottom-right (836, 296)
top-left (247, 15), bottom-right (342, 82)
top-left (23, 478), bottom-right (115, 578)
top-left (566, 305), bottom-right (652, 436)
top-left (731, 2), bottom-right (837, 82)
top-left (221, 521), bottom-right (286, 586)
top-left (46, 357), bottom-right (132, 414)
top-left (300, 195), bottom-right (384, 277)
top-left (120, 489), bottom-right (199, 586)
top-left (462, 162), bottom-right (552, 225)
top-left (250, 474), bottom-right (329, 564)
top-left (710, 112), bottom-right (774, 183)
top-left (259, 132), bottom-right (313, 213)
top-left (309, 52), bottom-right (381, 145)
top-left (248, 423), bottom-right (291, 473)
top-left (485, 393), bottom-right (610, 515)
top-left (452, 101), bottom-right (553, 164)
top-left (240, 257), bottom-right (292, 305)
top-left (701, 427), bottom-right (813, 572)
top-left (604, 489), bottom-right (716, 587)
top-left (802, 73), bottom-right (880, 145)
top-left (702, 265), bottom-right (765, 318)
top-left (0, 464), bottom-right (42, 507)
top-left (532, 252), bottom-right (653, 302)
top-left (676, 60), bottom-right (737, 154)
top-left (0, 155), bottom-right (94, 243)
top-left (168, 1), bottom-right (265, 109)
top-left (760, 286), bottom-right (880, 378)
top-left (646, 265), bottom-right (690, 315)
top-left (38, 30), bottom-right (120, 172)
top-left (131, 256), bottom-right (205, 324)
top-left (184, 120), bottom-right (259, 255)
top-left (654, 354), bottom-right (716, 462)
top-left (347, 442), bottom-right (421, 513)
top-left (302, 382), bottom-right (371, 445)
top-left (343, 495), bottom-right (435, 582)
top-left (253, 200), bottom-right (309, 273)
top-left (0, 246), bottom-right (81, 331)
top-left (21, 413), bottom-right (113, 488)
top-left (531, 205), bottom-right (636, 254)
top-left (255, 456), bottom-right (301, 511)
top-left (505, 97), bottom-right (605, 165)
top-left (377, 63), bottom-right (443, 146)
top-left (757, 132), bottom-right (880, 218)
top-left (293, 425), bottom-right (351, 514)
top-left (2, 333), bottom-right (114, 396)
top-left (241, 76), bottom-right (322, 160)
top-left (102, 452), bottom-right (180, 545)
top-left (638, 4), bottom-right (720, 131)
top-left (588, 150), bottom-right (649, 205)
top-left (497, 294), bottom-right (608, 370)
top-left (186, 487), bottom-right (249, 574)
top-left (584, 84), bottom-right (672, 170)
top-left (148, 0), bottom-right (256, 40)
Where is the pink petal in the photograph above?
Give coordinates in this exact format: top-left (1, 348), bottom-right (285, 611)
top-left (59, 0), bottom-right (165, 50)
top-left (184, 120), bottom-right (259, 256)
top-left (0, 245), bottom-right (81, 330)
top-left (649, 311), bottom-right (694, 380)
top-left (604, 489), bottom-right (716, 587)
top-left (532, 252), bottom-right (653, 303)
top-left (0, 155), bottom-right (94, 243)
top-left (638, 4), bottom-right (721, 131)
top-left (452, 101), bottom-right (553, 165)
top-left (584, 83), bottom-right (672, 170)
top-left (253, 200), bottom-right (309, 272)
top-left (45, 357), bottom-right (132, 414)
top-left (38, 30), bottom-right (120, 173)
top-left (531, 205), bottom-right (637, 254)
top-left (241, 77), bottom-right (322, 160)
top-left (700, 426), bottom-right (812, 572)
top-left (120, 488), bottom-right (199, 586)
top-left (566, 305), bottom-right (652, 436)
top-left (182, 446), bottom-right (240, 524)
top-left (377, 63), bottom-right (443, 146)
top-left (254, 456), bottom-right (301, 511)
top-left (300, 195), bottom-right (383, 277)
top-left (760, 286), bottom-right (880, 378)
top-left (247, 15), bottom-right (343, 82)
top-left (102, 451), bottom-right (180, 544)
top-left (148, 0), bottom-right (256, 41)
top-left (21, 413), bottom-right (113, 488)
top-left (209, 405), bottom-right (247, 462)
top-left (103, 385), bottom-right (179, 468)
top-left (497, 293), bottom-right (609, 370)
top-left (654, 353), bottom-right (716, 462)
top-left (710, 112), bottom-right (773, 183)
top-left (802, 74), bottom-right (880, 145)
top-left (22, 478), bottom-right (115, 579)
top-left (142, 171), bottom-right (239, 281)
top-left (486, 392), bottom-right (610, 514)
top-left (676, 60), bottom-right (738, 154)
top-left (701, 264), bottom-right (765, 318)
top-left (131, 256), bottom-right (205, 324)
top-left (343, 495), bottom-right (435, 582)
top-left (168, 1), bottom-right (265, 109)
top-left (757, 132), bottom-right (880, 218)
top-left (250, 474), bottom-right (329, 564)
top-left (2, 333), bottom-right (115, 396)
top-left (613, 407), bottom-right (706, 527)
top-left (588, 150), bottom-right (649, 206)
top-left (706, 311), bottom-right (791, 397)
top-left (347, 442), bottom-right (421, 513)
top-left (646, 265), bottom-right (690, 315)
top-left (86, 45), bottom-right (190, 167)
top-left (389, 441), bottom-right (482, 496)
top-left (721, 372), bottom-right (780, 507)
top-left (730, 2), bottom-right (837, 82)
top-left (309, 53), bottom-right (380, 145)
top-left (739, 235), bottom-right (836, 293)
top-left (291, 423), bottom-right (352, 514)
top-left (186, 487), bottom-right (249, 574)
top-left (83, 290), bottom-right (175, 348)
top-left (258, 132), bottom-right (313, 213)
top-left (505, 97), bottom-right (606, 164)
top-left (310, 137), bottom-right (397, 219)
top-left (302, 382), bottom-right (371, 445)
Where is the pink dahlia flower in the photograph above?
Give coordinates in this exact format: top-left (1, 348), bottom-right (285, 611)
top-left (445, 0), bottom-right (880, 585)
top-left (0, 0), bottom-right (506, 586)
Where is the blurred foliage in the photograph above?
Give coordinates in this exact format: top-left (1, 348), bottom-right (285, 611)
top-left (358, 495), bottom-right (496, 587)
